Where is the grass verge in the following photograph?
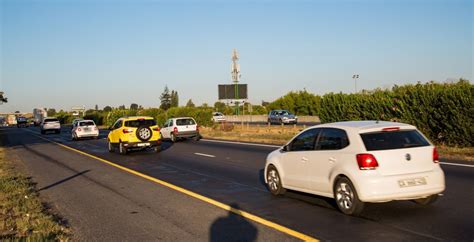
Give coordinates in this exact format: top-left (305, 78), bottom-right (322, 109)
top-left (0, 147), bottom-right (69, 240)
top-left (201, 124), bottom-right (474, 162)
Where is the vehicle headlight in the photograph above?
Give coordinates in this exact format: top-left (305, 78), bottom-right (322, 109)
top-left (282, 117), bottom-right (288, 120)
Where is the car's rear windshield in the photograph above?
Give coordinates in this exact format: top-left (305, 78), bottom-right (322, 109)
top-left (44, 118), bottom-right (59, 123)
top-left (124, 119), bottom-right (156, 127)
top-left (361, 130), bottom-right (430, 151)
top-left (79, 121), bottom-right (95, 126)
top-left (176, 119), bottom-right (196, 126)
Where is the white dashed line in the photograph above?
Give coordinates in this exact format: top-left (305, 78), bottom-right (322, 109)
top-left (201, 139), bottom-right (281, 148)
top-left (194, 152), bottom-right (216, 158)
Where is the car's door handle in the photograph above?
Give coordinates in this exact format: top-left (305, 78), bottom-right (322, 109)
top-left (301, 157), bottom-right (309, 162)
top-left (329, 157), bottom-right (336, 163)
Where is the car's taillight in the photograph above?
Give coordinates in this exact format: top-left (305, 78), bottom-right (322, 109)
top-left (382, 127), bottom-right (400, 132)
top-left (356, 154), bottom-right (379, 170)
top-left (433, 147), bottom-right (439, 163)
top-left (77, 128), bottom-right (82, 131)
top-left (123, 128), bottom-right (133, 134)
top-left (173, 127), bottom-right (178, 134)
top-left (94, 127), bottom-right (98, 130)
top-left (153, 127), bottom-right (160, 132)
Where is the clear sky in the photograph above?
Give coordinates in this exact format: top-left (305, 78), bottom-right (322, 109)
top-left (1, 0), bottom-right (472, 112)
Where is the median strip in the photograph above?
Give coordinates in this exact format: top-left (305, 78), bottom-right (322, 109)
top-left (28, 132), bottom-right (319, 242)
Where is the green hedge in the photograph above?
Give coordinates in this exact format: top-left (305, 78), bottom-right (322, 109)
top-left (319, 80), bottom-right (473, 147)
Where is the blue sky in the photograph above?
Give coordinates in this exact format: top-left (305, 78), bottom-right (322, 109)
top-left (1, 0), bottom-right (472, 112)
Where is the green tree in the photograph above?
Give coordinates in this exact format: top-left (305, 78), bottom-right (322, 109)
top-left (130, 103), bottom-right (139, 110)
top-left (95, 104), bottom-right (99, 111)
top-left (214, 101), bottom-right (226, 112)
top-left (47, 108), bottom-right (56, 116)
top-left (118, 105), bottom-right (126, 110)
top-left (171, 90), bottom-right (179, 107)
top-left (103, 106), bottom-right (112, 112)
top-left (0, 92), bottom-right (7, 103)
top-left (186, 99), bottom-right (195, 107)
top-left (160, 86), bottom-right (172, 110)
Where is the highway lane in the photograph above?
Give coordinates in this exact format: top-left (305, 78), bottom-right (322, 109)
top-left (16, 127), bottom-right (474, 241)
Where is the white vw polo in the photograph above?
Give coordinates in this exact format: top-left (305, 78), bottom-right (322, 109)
top-left (264, 121), bottom-right (445, 215)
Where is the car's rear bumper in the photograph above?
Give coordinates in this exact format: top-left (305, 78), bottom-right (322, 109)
top-left (122, 140), bottom-right (161, 148)
top-left (176, 131), bottom-right (200, 138)
top-left (77, 131), bottom-right (99, 138)
top-left (282, 119), bottom-right (297, 124)
top-left (355, 167), bottom-right (445, 202)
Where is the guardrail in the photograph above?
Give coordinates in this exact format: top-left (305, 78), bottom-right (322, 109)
top-left (223, 115), bottom-right (320, 123)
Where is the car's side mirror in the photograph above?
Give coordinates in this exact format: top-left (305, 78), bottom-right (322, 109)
top-left (108, 126), bottom-right (113, 130)
top-left (281, 145), bottom-right (289, 152)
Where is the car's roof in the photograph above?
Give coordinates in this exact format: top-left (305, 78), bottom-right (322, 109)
top-left (121, 116), bottom-right (154, 121)
top-left (171, 117), bottom-right (194, 120)
top-left (79, 119), bottom-right (95, 123)
top-left (314, 120), bottom-right (416, 131)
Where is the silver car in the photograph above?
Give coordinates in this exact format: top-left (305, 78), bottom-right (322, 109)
top-left (268, 110), bottom-right (298, 125)
top-left (40, 117), bottom-right (61, 134)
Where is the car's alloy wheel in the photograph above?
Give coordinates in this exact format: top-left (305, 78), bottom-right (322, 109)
top-left (266, 166), bottom-right (286, 195)
top-left (334, 177), bottom-right (364, 216)
top-left (119, 142), bottom-right (127, 155)
top-left (108, 141), bottom-right (114, 153)
top-left (170, 133), bottom-right (176, 142)
top-left (137, 127), bottom-right (152, 141)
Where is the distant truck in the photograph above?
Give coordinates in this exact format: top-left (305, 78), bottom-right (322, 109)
top-left (33, 108), bottom-right (47, 126)
top-left (6, 115), bottom-right (17, 126)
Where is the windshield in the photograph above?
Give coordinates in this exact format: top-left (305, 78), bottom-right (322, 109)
top-left (44, 118), bottom-right (59, 123)
top-left (176, 119), bottom-right (196, 126)
top-left (361, 130), bottom-right (430, 151)
top-left (277, 111), bottom-right (290, 116)
top-left (124, 119), bottom-right (156, 127)
top-left (79, 121), bottom-right (95, 126)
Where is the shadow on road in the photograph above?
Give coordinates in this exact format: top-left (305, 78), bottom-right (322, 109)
top-left (209, 203), bottom-right (258, 242)
top-left (38, 169), bottom-right (91, 191)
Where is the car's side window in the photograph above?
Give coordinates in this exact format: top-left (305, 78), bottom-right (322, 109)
top-left (113, 120), bottom-right (122, 130)
top-left (289, 128), bottom-right (320, 152)
top-left (315, 128), bottom-right (349, 150)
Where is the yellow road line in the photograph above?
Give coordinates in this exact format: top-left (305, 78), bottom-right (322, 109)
top-left (30, 132), bottom-right (319, 241)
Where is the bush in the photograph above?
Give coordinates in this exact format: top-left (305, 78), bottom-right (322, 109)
top-left (319, 80), bottom-right (473, 147)
top-left (267, 90), bottom-right (321, 115)
top-left (157, 107), bottom-right (213, 127)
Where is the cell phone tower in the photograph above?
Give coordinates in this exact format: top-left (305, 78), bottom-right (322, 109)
top-left (231, 49), bottom-right (241, 114)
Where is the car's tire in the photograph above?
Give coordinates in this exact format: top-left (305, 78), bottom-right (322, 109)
top-left (334, 177), bottom-right (364, 216)
top-left (266, 165), bottom-right (286, 195)
top-left (119, 142), bottom-right (127, 155)
top-left (56, 130), bottom-right (61, 134)
top-left (41, 130), bottom-right (45, 135)
top-left (136, 126), bottom-right (152, 141)
top-left (193, 135), bottom-right (201, 141)
top-left (267, 119), bottom-right (271, 125)
top-left (412, 194), bottom-right (438, 206)
top-left (170, 133), bottom-right (176, 142)
top-left (107, 141), bottom-right (114, 153)
top-left (71, 133), bottom-right (76, 141)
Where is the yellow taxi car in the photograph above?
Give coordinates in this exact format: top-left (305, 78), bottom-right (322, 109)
top-left (107, 116), bottom-right (161, 155)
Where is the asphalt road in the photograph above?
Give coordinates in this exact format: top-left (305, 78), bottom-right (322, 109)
top-left (2, 126), bottom-right (473, 241)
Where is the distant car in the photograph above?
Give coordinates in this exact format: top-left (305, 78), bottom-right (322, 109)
top-left (107, 116), bottom-right (161, 155)
top-left (264, 121), bottom-right (445, 216)
top-left (160, 117), bottom-right (200, 142)
top-left (212, 112), bottom-right (226, 122)
top-left (71, 120), bottom-right (99, 140)
top-left (16, 116), bottom-right (28, 128)
top-left (40, 118), bottom-right (61, 134)
top-left (268, 110), bottom-right (298, 125)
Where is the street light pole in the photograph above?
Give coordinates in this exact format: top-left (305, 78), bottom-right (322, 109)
top-left (352, 74), bottom-right (359, 93)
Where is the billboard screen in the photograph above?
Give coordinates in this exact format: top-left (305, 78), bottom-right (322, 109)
top-left (218, 84), bottom-right (248, 99)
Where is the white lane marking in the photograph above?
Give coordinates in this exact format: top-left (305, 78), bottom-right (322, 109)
top-left (194, 152), bottom-right (216, 158)
top-left (440, 162), bottom-right (474, 168)
top-left (202, 139), bottom-right (281, 148)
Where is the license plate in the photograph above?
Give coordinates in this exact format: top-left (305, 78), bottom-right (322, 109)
top-left (84, 128), bottom-right (90, 131)
top-left (398, 177), bottom-right (427, 188)
top-left (137, 143), bottom-right (149, 147)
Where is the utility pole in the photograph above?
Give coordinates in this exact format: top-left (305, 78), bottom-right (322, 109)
top-left (352, 74), bottom-right (359, 93)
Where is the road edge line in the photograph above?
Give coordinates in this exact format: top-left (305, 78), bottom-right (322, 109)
top-left (30, 133), bottom-right (319, 242)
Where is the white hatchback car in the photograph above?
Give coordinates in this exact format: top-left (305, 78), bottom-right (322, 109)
top-left (71, 120), bottom-right (99, 140)
top-left (264, 121), bottom-right (445, 215)
top-left (160, 117), bottom-right (200, 142)
top-left (40, 117), bottom-right (61, 134)
top-left (212, 112), bottom-right (226, 122)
